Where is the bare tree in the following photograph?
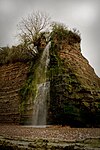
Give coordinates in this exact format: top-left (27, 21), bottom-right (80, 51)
top-left (17, 11), bottom-right (51, 46)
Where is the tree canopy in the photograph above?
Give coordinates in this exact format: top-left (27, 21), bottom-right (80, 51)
top-left (17, 11), bottom-right (51, 46)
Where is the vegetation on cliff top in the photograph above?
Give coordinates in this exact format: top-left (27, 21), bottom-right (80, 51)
top-left (51, 22), bottom-right (81, 44)
top-left (0, 11), bottom-right (81, 65)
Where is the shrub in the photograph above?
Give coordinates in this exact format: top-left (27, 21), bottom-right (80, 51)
top-left (51, 22), bottom-right (81, 44)
top-left (0, 44), bottom-right (35, 65)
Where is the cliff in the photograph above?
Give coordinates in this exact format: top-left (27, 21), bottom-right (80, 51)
top-left (0, 62), bottom-right (29, 124)
top-left (0, 26), bottom-right (100, 127)
top-left (48, 28), bottom-right (100, 127)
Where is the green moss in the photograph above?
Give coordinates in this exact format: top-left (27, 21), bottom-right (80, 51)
top-left (19, 50), bottom-right (44, 117)
top-left (19, 62), bottom-right (37, 116)
top-left (47, 39), bottom-right (100, 127)
top-left (19, 46), bottom-right (50, 123)
top-left (48, 40), bottom-right (83, 125)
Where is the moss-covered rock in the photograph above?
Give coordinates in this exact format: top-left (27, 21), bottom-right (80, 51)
top-left (47, 27), bottom-right (100, 127)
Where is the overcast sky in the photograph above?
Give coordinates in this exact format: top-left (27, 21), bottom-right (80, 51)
top-left (0, 0), bottom-right (100, 77)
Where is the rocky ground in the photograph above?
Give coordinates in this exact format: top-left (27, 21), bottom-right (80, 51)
top-left (0, 124), bottom-right (100, 141)
top-left (0, 124), bottom-right (100, 149)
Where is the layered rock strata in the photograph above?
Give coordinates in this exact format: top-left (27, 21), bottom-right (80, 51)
top-left (48, 34), bottom-right (100, 127)
top-left (0, 62), bottom-right (29, 124)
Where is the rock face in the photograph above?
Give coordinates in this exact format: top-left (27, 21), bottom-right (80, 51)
top-left (0, 29), bottom-right (100, 127)
top-left (48, 32), bottom-right (100, 127)
top-left (0, 62), bottom-right (29, 124)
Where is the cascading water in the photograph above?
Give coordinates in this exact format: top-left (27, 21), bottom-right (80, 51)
top-left (32, 41), bottom-right (51, 126)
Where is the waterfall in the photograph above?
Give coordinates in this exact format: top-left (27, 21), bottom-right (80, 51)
top-left (32, 42), bottom-right (51, 126)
